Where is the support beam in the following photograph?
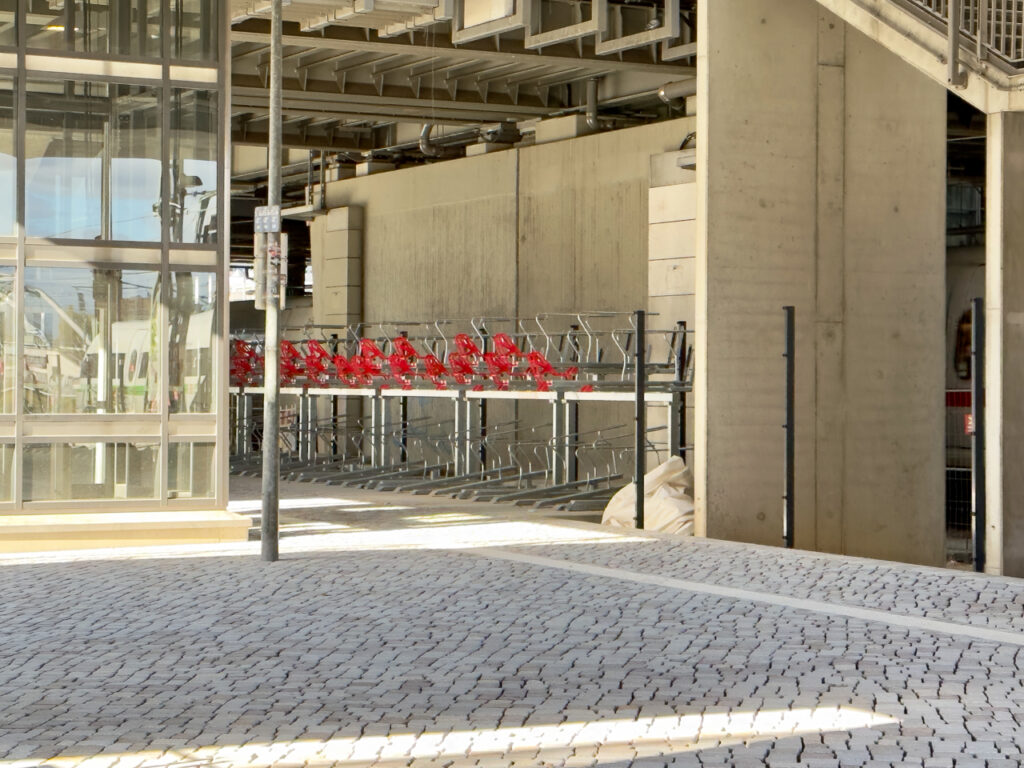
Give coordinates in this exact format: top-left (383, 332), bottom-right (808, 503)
top-left (984, 111), bottom-right (1024, 576)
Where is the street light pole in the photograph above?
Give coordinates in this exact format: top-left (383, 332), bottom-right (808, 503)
top-left (261, 0), bottom-right (283, 562)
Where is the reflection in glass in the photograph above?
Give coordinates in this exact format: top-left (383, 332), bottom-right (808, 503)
top-left (171, 0), bottom-right (217, 60)
top-left (0, 1), bottom-right (14, 47)
top-left (25, 79), bottom-right (162, 242)
top-left (169, 442), bottom-right (214, 499)
top-left (0, 267), bottom-right (14, 413)
top-left (0, 444), bottom-right (12, 502)
top-left (0, 77), bottom-right (13, 237)
top-left (25, 0), bottom-right (162, 57)
top-left (169, 272), bottom-right (215, 414)
top-left (24, 267), bottom-right (160, 414)
top-left (23, 442), bottom-right (158, 501)
top-left (171, 88), bottom-right (218, 244)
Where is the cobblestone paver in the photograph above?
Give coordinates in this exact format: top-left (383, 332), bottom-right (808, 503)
top-left (497, 533), bottom-right (1024, 635)
top-left (0, 477), bottom-right (1023, 767)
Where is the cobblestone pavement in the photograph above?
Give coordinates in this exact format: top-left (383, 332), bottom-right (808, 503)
top-left (1, 478), bottom-right (1023, 768)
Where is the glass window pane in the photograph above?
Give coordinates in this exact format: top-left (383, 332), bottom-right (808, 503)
top-left (0, 77), bottom-right (14, 237)
top-left (0, 267), bottom-right (14, 413)
top-left (169, 442), bottom-right (214, 499)
top-left (0, 2), bottom-right (13, 48)
top-left (25, 79), bottom-right (162, 242)
top-left (24, 267), bottom-right (160, 414)
top-left (170, 0), bottom-right (217, 61)
top-left (25, 0), bottom-right (162, 57)
top-left (23, 442), bottom-right (158, 501)
top-left (171, 89), bottom-right (218, 244)
top-left (169, 271), bottom-right (215, 414)
top-left (0, 444), bottom-right (12, 502)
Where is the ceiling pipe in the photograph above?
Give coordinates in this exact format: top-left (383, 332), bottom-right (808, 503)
top-left (419, 123), bottom-right (444, 157)
top-left (586, 77), bottom-right (602, 131)
top-left (657, 78), bottom-right (698, 106)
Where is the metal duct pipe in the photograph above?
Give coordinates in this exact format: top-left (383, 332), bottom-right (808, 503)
top-left (658, 78), bottom-right (698, 106)
top-left (419, 123), bottom-right (443, 157)
top-left (586, 77), bottom-right (601, 131)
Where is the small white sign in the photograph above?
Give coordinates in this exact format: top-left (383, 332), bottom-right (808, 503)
top-left (254, 205), bottom-right (282, 233)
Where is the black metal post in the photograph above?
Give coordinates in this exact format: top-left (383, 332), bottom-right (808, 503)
top-left (675, 320), bottom-right (687, 460)
top-left (635, 309), bottom-right (646, 529)
top-left (972, 297), bottom-right (986, 572)
top-left (479, 327), bottom-right (488, 469)
top-left (330, 334), bottom-right (339, 457)
top-left (783, 306), bottom-right (795, 549)
top-left (400, 332), bottom-right (409, 463)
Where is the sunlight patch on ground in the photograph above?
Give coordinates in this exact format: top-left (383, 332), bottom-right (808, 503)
top-left (401, 512), bottom-right (492, 523)
top-left (0, 708), bottom-right (898, 768)
top-left (228, 497), bottom-right (368, 513)
top-left (0, 520), bottom-right (644, 567)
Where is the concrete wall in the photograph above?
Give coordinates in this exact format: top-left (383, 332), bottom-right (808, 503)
top-left (697, 0), bottom-right (946, 564)
top-left (317, 118), bottom-right (696, 322)
top-left (311, 118), bottom-right (696, 461)
top-left (322, 150), bottom-right (520, 321)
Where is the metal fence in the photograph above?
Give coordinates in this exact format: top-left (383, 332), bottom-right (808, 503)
top-left (908, 0), bottom-right (1024, 65)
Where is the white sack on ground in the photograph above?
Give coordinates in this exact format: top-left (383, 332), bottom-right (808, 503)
top-left (601, 456), bottom-right (694, 535)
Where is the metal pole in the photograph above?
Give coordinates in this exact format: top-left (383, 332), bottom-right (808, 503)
top-left (260, 0), bottom-right (283, 562)
top-left (634, 309), bottom-right (646, 529)
top-left (675, 320), bottom-right (687, 460)
top-left (783, 306), bottom-right (795, 549)
top-left (948, 0), bottom-right (967, 86)
top-left (972, 296), bottom-right (986, 572)
top-left (977, 0), bottom-right (989, 59)
top-left (479, 327), bottom-right (489, 470)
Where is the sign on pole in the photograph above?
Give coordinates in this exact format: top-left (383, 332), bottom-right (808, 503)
top-left (254, 204), bottom-right (282, 233)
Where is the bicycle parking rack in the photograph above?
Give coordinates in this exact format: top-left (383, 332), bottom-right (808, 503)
top-left (230, 311), bottom-right (692, 519)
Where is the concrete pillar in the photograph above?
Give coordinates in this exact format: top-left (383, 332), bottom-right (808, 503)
top-left (649, 150), bottom-right (697, 458)
top-left (985, 111), bottom-right (1024, 576)
top-left (310, 206), bottom-right (363, 329)
top-left (310, 206), bottom-right (364, 458)
top-left (696, 0), bottom-right (946, 564)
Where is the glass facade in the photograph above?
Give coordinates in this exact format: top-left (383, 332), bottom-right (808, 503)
top-left (0, 77), bottom-right (13, 237)
top-left (23, 1), bottom-right (210, 59)
top-left (25, 80), bottom-right (162, 241)
top-left (168, 441), bottom-right (214, 499)
top-left (170, 0), bottom-right (218, 61)
top-left (23, 267), bottom-right (160, 414)
top-left (169, 271), bottom-right (215, 414)
top-left (23, 442), bottom-right (159, 501)
top-left (0, 0), bottom-right (226, 511)
top-left (171, 89), bottom-right (218, 244)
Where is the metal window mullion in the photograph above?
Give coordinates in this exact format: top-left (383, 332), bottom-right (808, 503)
top-left (159, 58), bottom-right (170, 507)
top-left (13, 41), bottom-right (24, 509)
top-left (215, 0), bottom-right (230, 511)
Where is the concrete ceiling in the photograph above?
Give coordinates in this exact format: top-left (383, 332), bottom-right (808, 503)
top-left (230, 0), bottom-right (696, 155)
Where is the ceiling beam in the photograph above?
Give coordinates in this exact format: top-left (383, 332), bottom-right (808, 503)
top-left (232, 130), bottom-right (368, 151)
top-left (233, 74), bottom-right (559, 115)
top-left (231, 20), bottom-right (694, 76)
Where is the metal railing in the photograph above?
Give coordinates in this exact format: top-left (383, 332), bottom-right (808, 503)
top-left (908, 0), bottom-right (1024, 66)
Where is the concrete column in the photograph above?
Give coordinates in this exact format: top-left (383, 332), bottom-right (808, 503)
top-left (310, 206), bottom-right (364, 458)
top-left (985, 111), bottom-right (1024, 577)
top-left (696, 0), bottom-right (946, 564)
top-left (310, 206), bottom-right (363, 328)
top-left (649, 150), bottom-right (697, 458)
